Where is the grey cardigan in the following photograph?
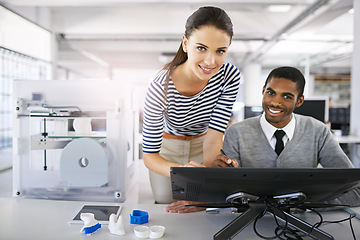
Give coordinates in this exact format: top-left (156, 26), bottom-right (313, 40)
top-left (223, 114), bottom-right (352, 168)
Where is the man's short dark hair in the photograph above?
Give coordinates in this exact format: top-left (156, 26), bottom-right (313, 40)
top-left (264, 66), bottom-right (306, 98)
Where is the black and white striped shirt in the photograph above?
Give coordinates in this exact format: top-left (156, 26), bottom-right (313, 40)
top-left (142, 62), bottom-right (241, 153)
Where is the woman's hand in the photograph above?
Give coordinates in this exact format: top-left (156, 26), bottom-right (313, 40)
top-left (212, 154), bottom-right (238, 168)
top-left (183, 161), bottom-right (206, 168)
top-left (164, 200), bottom-right (205, 213)
top-left (143, 154), bottom-right (206, 177)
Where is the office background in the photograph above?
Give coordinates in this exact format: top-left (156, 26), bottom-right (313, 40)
top-left (1, 0), bottom-right (360, 169)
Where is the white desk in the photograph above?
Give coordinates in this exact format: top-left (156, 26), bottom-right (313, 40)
top-left (334, 135), bottom-right (360, 144)
top-left (0, 197), bottom-right (359, 240)
top-left (334, 135), bottom-right (360, 167)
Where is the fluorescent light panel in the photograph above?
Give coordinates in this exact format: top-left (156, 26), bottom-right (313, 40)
top-left (267, 5), bottom-right (291, 13)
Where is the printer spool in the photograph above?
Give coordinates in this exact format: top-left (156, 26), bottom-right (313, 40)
top-left (60, 138), bottom-right (108, 187)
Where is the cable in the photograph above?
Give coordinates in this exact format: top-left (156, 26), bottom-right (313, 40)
top-left (349, 214), bottom-right (357, 240)
top-left (310, 208), bottom-right (357, 240)
top-left (252, 201), bottom-right (357, 240)
top-left (270, 203), bottom-right (313, 240)
top-left (308, 208), bottom-right (323, 230)
top-left (253, 202), bottom-right (279, 240)
top-left (253, 201), bottom-right (309, 240)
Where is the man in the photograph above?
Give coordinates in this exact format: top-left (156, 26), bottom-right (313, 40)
top-left (214, 66), bottom-right (360, 206)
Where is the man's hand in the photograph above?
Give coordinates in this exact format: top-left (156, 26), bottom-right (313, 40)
top-left (212, 154), bottom-right (238, 168)
top-left (164, 200), bottom-right (205, 213)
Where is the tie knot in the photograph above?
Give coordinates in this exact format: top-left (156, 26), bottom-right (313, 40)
top-left (274, 130), bottom-right (285, 140)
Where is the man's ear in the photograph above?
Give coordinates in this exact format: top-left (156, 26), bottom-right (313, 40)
top-left (296, 95), bottom-right (304, 108)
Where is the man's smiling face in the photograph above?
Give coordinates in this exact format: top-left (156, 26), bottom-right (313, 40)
top-left (262, 77), bottom-right (304, 128)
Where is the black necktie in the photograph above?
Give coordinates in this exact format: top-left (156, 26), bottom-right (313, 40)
top-left (274, 130), bottom-right (286, 156)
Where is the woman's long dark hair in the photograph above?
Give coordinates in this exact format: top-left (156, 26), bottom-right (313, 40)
top-left (162, 6), bottom-right (234, 99)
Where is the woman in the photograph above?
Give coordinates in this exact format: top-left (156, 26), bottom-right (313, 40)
top-left (142, 6), bottom-right (241, 208)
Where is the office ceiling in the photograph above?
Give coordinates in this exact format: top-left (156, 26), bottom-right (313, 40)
top-left (1, 0), bottom-right (354, 79)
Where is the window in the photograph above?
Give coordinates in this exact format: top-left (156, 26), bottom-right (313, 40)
top-left (0, 47), bottom-right (51, 149)
top-left (0, 6), bottom-right (52, 151)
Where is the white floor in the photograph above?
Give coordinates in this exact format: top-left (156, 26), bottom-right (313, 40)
top-left (0, 157), bottom-right (155, 203)
top-left (0, 168), bottom-right (12, 198)
top-left (0, 148), bottom-right (13, 198)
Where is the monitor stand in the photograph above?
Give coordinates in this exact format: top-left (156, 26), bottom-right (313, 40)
top-left (213, 192), bottom-right (335, 240)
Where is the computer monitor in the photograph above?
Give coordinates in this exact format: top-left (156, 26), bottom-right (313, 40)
top-left (244, 106), bottom-right (263, 119)
top-left (329, 107), bottom-right (350, 134)
top-left (293, 97), bottom-right (329, 123)
top-left (171, 167), bottom-right (360, 203)
top-left (170, 167), bottom-right (360, 240)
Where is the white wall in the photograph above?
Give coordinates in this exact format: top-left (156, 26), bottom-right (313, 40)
top-left (112, 68), bottom-right (157, 110)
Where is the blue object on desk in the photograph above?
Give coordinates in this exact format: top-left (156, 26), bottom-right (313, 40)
top-left (130, 210), bottom-right (149, 224)
top-left (83, 223), bottom-right (101, 234)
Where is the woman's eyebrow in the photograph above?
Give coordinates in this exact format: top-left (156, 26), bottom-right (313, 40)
top-left (217, 46), bottom-right (228, 50)
top-left (196, 43), bottom-right (208, 48)
top-left (196, 43), bottom-right (228, 50)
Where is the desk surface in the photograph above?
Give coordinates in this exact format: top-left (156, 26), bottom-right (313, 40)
top-left (334, 135), bottom-right (360, 144)
top-left (0, 197), bottom-right (359, 240)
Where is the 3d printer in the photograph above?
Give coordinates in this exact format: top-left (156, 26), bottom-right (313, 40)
top-left (12, 80), bottom-right (138, 202)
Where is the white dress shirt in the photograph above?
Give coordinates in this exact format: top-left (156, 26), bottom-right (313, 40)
top-left (260, 113), bottom-right (296, 150)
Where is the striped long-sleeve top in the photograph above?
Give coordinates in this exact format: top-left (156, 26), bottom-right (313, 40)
top-left (142, 62), bottom-right (241, 153)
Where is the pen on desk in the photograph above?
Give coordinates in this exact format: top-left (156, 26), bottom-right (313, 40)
top-left (220, 149), bottom-right (234, 167)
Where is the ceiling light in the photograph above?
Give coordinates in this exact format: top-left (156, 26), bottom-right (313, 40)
top-left (267, 5), bottom-right (291, 13)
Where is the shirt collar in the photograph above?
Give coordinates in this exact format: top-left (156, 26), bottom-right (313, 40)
top-left (260, 113), bottom-right (296, 142)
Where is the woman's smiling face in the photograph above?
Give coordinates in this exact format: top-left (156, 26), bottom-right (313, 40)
top-left (262, 77), bottom-right (304, 128)
top-left (182, 25), bottom-right (231, 82)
